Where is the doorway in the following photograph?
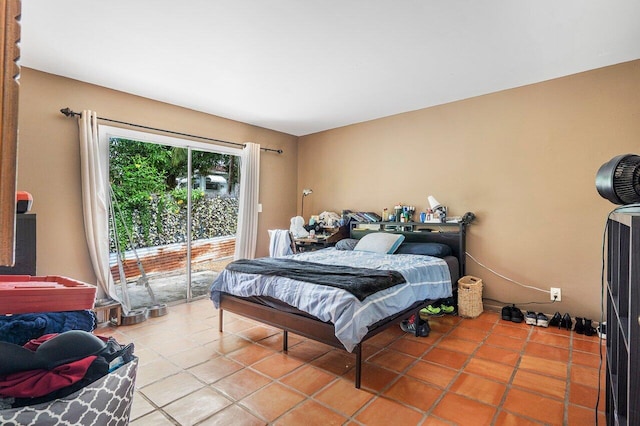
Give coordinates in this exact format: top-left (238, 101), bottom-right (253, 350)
top-left (105, 128), bottom-right (241, 308)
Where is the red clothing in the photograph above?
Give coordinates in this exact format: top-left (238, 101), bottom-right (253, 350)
top-left (22, 333), bottom-right (58, 351)
top-left (0, 355), bottom-right (97, 398)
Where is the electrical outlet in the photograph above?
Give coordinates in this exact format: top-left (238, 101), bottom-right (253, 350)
top-left (550, 287), bottom-right (562, 302)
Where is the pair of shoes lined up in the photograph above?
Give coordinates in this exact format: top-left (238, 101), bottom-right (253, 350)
top-left (400, 314), bottom-right (430, 337)
top-left (420, 305), bottom-right (444, 317)
top-left (548, 312), bottom-right (598, 336)
top-left (549, 312), bottom-right (573, 330)
top-left (525, 311), bottom-right (549, 327)
top-left (501, 305), bottom-right (524, 323)
top-left (420, 301), bottom-right (456, 317)
top-left (440, 298), bottom-right (457, 315)
top-left (574, 317), bottom-right (597, 336)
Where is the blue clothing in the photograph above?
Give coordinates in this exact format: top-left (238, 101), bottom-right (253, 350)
top-left (0, 311), bottom-right (96, 345)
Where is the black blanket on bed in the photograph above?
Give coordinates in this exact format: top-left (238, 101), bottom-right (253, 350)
top-left (226, 258), bottom-right (406, 301)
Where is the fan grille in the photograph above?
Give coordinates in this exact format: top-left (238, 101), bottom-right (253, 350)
top-left (613, 155), bottom-right (640, 204)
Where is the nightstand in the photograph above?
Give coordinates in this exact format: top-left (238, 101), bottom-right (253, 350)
top-left (294, 236), bottom-right (333, 252)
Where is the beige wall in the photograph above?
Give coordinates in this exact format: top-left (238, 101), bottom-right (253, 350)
top-left (16, 61), bottom-right (640, 319)
top-left (299, 60), bottom-right (640, 319)
top-left (16, 68), bottom-right (298, 288)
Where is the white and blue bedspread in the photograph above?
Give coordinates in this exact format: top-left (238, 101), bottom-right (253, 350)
top-left (210, 248), bottom-right (452, 352)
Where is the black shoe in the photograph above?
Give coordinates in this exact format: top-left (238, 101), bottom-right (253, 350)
top-left (416, 320), bottom-right (431, 337)
top-left (584, 319), bottom-right (596, 336)
top-left (560, 313), bottom-right (572, 330)
top-left (501, 305), bottom-right (513, 321)
top-left (510, 306), bottom-right (524, 323)
top-left (575, 317), bottom-right (585, 334)
top-left (525, 311), bottom-right (537, 325)
top-left (549, 312), bottom-right (562, 327)
top-left (401, 317), bottom-right (430, 337)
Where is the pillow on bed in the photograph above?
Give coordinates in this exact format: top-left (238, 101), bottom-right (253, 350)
top-left (395, 242), bottom-right (452, 258)
top-left (353, 233), bottom-right (405, 254)
top-left (335, 238), bottom-right (359, 250)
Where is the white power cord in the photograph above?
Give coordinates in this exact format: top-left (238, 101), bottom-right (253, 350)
top-left (465, 252), bottom-right (550, 294)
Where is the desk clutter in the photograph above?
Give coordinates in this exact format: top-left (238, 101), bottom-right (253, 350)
top-left (290, 199), bottom-right (475, 254)
top-left (347, 197), bottom-right (475, 226)
top-left (292, 206), bottom-right (474, 243)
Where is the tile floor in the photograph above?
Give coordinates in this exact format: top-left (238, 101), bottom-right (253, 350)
top-left (95, 299), bottom-right (607, 425)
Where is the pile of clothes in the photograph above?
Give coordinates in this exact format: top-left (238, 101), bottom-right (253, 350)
top-left (0, 330), bottom-right (134, 409)
top-left (0, 310), bottom-right (96, 345)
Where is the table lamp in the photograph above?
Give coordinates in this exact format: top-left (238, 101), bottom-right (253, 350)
top-left (428, 195), bottom-right (447, 222)
top-left (301, 188), bottom-right (313, 218)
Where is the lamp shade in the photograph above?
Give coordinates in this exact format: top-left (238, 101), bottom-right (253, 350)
top-left (427, 195), bottom-right (441, 210)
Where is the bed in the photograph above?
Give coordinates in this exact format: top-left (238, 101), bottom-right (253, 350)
top-left (210, 223), bottom-right (468, 388)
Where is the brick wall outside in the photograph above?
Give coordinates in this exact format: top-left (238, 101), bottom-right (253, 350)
top-left (110, 236), bottom-right (235, 282)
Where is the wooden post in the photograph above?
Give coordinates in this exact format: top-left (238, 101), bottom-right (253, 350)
top-left (0, 0), bottom-right (21, 267)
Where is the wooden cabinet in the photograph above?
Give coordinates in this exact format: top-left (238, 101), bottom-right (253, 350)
top-left (606, 212), bottom-right (640, 425)
top-left (0, 214), bottom-right (35, 275)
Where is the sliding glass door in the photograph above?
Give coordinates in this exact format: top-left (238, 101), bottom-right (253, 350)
top-left (181, 148), bottom-right (239, 301)
top-left (107, 132), bottom-right (240, 309)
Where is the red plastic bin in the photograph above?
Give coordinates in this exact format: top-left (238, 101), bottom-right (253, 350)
top-left (0, 275), bottom-right (96, 314)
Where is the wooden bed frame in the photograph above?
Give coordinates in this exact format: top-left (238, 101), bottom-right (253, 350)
top-left (218, 223), bottom-right (469, 388)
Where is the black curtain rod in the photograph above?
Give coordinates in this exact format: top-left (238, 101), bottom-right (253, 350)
top-left (59, 107), bottom-right (283, 154)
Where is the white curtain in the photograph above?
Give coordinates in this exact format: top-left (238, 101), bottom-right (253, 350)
top-left (234, 142), bottom-right (261, 259)
top-left (78, 111), bottom-right (122, 307)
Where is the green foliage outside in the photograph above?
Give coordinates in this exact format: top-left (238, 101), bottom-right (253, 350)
top-left (109, 138), bottom-right (239, 252)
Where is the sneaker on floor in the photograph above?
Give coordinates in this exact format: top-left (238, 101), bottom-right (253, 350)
top-left (400, 314), bottom-right (416, 332)
top-left (510, 307), bottom-right (524, 323)
top-left (440, 303), bottom-right (456, 315)
top-left (536, 312), bottom-right (549, 327)
top-left (525, 311), bottom-right (537, 325)
top-left (420, 304), bottom-right (443, 316)
top-left (400, 320), bottom-right (414, 333)
top-left (400, 318), bottom-right (430, 337)
top-left (501, 305), bottom-right (513, 321)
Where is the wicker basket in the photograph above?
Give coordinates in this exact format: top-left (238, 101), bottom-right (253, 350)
top-left (457, 275), bottom-right (483, 318)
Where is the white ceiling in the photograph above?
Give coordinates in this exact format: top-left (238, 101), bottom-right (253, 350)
top-left (20, 0), bottom-right (640, 136)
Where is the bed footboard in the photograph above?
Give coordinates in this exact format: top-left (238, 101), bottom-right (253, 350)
top-left (218, 293), bottom-right (430, 388)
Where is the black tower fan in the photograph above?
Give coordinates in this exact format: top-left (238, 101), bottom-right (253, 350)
top-left (596, 154), bottom-right (640, 205)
